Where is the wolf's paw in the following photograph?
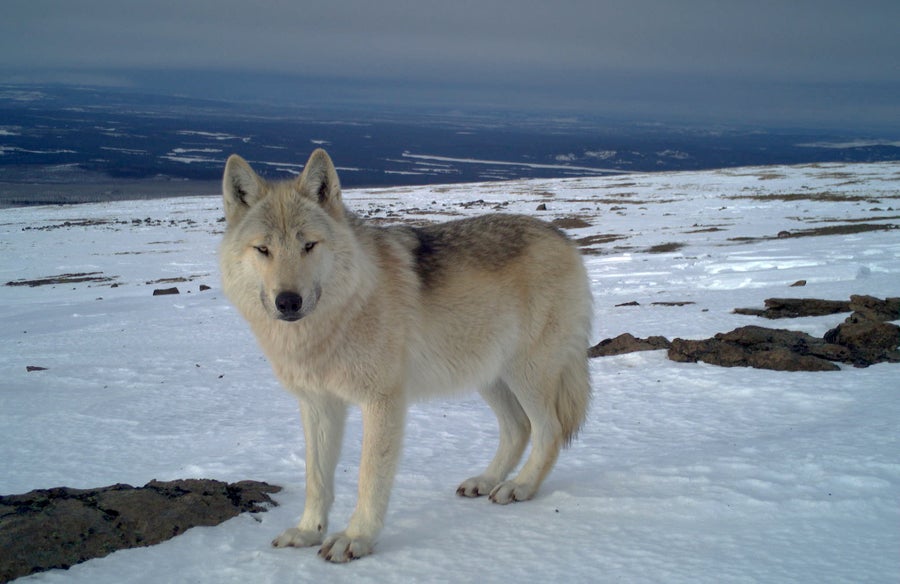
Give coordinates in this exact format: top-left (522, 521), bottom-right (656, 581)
top-left (272, 527), bottom-right (324, 548)
top-left (456, 475), bottom-right (498, 498)
top-left (318, 531), bottom-right (373, 563)
top-left (489, 480), bottom-right (536, 505)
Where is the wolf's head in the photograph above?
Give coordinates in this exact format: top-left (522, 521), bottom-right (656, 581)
top-left (220, 149), bottom-right (354, 322)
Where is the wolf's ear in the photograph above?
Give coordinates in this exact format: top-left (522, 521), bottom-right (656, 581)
top-left (297, 149), bottom-right (343, 219)
top-left (223, 154), bottom-right (265, 225)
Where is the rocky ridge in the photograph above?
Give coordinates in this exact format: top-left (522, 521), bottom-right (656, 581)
top-left (590, 295), bottom-right (900, 371)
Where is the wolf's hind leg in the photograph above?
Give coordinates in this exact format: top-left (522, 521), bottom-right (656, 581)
top-left (273, 392), bottom-right (347, 548)
top-left (488, 367), bottom-right (566, 504)
top-left (457, 379), bottom-right (531, 498)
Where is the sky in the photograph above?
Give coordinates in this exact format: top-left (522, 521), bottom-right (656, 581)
top-left (1, 0), bottom-right (899, 129)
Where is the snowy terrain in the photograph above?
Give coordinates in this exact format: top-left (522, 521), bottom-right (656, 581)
top-left (1, 162), bottom-right (898, 583)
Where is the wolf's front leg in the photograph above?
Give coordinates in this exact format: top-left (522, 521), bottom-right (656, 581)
top-left (319, 395), bottom-right (405, 562)
top-left (273, 392), bottom-right (348, 549)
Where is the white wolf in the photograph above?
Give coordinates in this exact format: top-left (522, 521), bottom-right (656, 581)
top-left (220, 149), bottom-right (592, 562)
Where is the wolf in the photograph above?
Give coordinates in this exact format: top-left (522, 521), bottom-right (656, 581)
top-left (219, 149), bottom-right (592, 562)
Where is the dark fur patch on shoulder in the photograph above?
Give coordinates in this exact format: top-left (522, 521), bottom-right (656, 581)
top-left (410, 214), bottom-right (566, 288)
top-left (410, 227), bottom-right (445, 288)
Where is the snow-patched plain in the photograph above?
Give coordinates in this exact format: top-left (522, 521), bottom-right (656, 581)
top-left (1, 162), bottom-right (898, 583)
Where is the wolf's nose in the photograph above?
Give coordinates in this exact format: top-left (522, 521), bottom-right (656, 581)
top-left (275, 291), bottom-right (302, 317)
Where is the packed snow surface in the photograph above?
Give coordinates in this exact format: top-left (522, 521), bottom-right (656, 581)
top-left (1, 162), bottom-right (898, 583)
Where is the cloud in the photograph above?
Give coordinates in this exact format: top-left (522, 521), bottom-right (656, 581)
top-left (1, 0), bottom-right (898, 127)
top-left (4, 1), bottom-right (897, 81)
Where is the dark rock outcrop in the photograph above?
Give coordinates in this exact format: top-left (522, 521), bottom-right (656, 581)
top-left (0, 479), bottom-right (281, 583)
top-left (588, 333), bottom-right (671, 357)
top-left (824, 297), bottom-right (900, 366)
top-left (733, 295), bottom-right (900, 321)
top-left (733, 298), bottom-right (851, 319)
top-left (668, 326), bottom-right (848, 372)
top-left (846, 294), bottom-right (900, 322)
top-left (591, 295), bottom-right (900, 371)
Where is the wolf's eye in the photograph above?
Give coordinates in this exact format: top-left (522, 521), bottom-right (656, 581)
top-left (254, 245), bottom-right (270, 257)
top-left (304, 241), bottom-right (318, 253)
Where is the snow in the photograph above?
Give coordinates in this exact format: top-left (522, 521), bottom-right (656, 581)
top-left (797, 139), bottom-right (900, 149)
top-left (1, 162), bottom-right (899, 583)
top-left (401, 151), bottom-right (630, 174)
top-left (175, 130), bottom-right (250, 142)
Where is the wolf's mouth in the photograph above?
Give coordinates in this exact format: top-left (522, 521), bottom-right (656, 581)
top-left (277, 314), bottom-right (303, 322)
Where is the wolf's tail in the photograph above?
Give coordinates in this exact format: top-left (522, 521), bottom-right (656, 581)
top-left (556, 342), bottom-right (592, 447)
top-left (554, 254), bottom-right (593, 447)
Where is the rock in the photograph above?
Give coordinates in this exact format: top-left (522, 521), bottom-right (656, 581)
top-left (588, 333), bottom-right (671, 357)
top-left (152, 287), bottom-right (180, 296)
top-left (592, 295), bottom-right (899, 371)
top-left (668, 326), bottom-right (847, 372)
top-left (733, 298), bottom-right (851, 319)
top-left (847, 295), bottom-right (900, 322)
top-left (551, 216), bottom-right (591, 229)
top-left (824, 311), bottom-right (900, 367)
top-left (0, 479), bottom-right (281, 582)
top-left (646, 242), bottom-right (685, 254)
top-left (535, 203), bottom-right (547, 211)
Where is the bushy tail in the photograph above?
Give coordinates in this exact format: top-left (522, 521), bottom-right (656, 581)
top-left (556, 346), bottom-right (592, 447)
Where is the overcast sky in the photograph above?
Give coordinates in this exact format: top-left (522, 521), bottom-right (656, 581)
top-left (2, 0), bottom-right (898, 128)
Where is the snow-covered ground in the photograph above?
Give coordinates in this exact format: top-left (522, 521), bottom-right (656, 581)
top-left (1, 162), bottom-right (898, 583)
